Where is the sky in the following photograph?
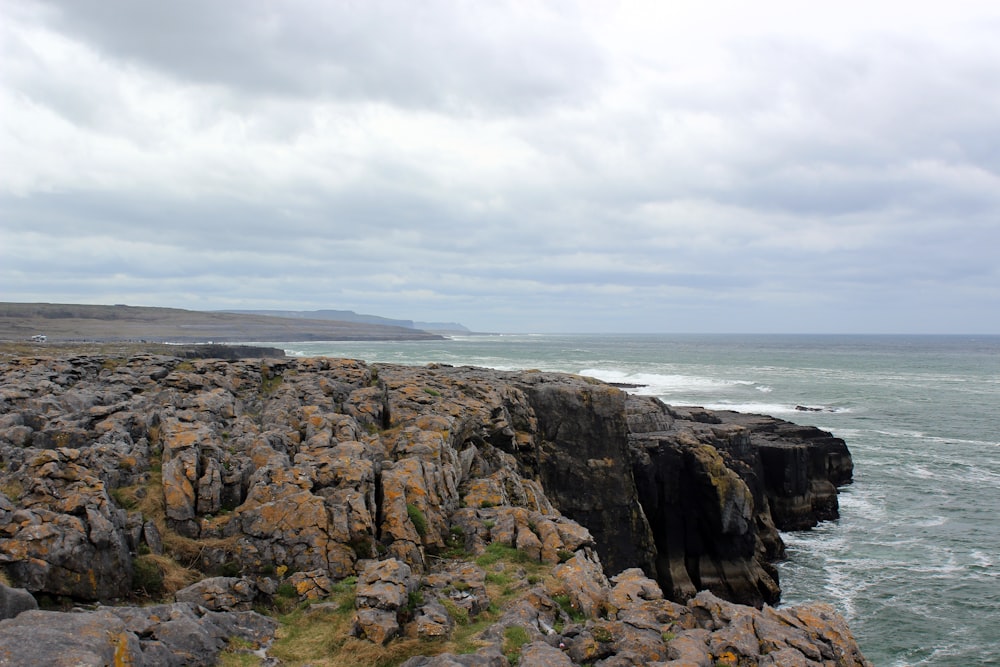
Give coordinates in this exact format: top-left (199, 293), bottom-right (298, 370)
top-left (2, 1), bottom-right (999, 334)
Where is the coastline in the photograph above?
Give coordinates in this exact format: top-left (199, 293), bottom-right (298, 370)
top-left (0, 349), bottom-right (872, 665)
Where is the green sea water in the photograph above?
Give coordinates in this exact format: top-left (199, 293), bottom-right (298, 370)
top-left (267, 333), bottom-right (1000, 666)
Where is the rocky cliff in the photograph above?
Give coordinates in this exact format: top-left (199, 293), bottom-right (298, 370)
top-left (0, 352), bottom-right (868, 666)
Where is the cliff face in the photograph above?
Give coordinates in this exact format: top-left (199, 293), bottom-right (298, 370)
top-left (0, 354), bottom-right (866, 665)
top-left (625, 400), bottom-right (853, 608)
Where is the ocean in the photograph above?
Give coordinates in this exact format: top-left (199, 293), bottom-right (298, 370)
top-left (270, 333), bottom-right (1000, 666)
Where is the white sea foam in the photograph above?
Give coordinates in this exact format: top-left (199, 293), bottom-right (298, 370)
top-left (823, 564), bottom-right (859, 620)
top-left (698, 402), bottom-right (851, 416)
top-left (699, 402), bottom-right (802, 415)
top-left (577, 368), bottom-right (754, 395)
top-left (970, 550), bottom-right (994, 568)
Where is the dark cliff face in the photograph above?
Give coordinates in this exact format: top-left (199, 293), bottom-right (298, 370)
top-left (624, 399), bottom-right (777, 606)
top-left (703, 410), bottom-right (854, 531)
top-left (511, 375), bottom-right (658, 578)
top-left (622, 398), bottom-right (854, 607)
top-left (0, 355), bottom-right (853, 611)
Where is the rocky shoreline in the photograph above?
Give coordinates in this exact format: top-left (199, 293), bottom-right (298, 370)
top-left (0, 351), bottom-right (870, 665)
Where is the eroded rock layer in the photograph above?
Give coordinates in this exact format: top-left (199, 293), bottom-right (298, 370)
top-left (0, 353), bottom-right (866, 664)
top-left (0, 355), bottom-right (852, 605)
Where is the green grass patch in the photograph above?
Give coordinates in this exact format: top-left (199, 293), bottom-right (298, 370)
top-left (131, 554), bottom-right (165, 598)
top-left (553, 594), bottom-right (586, 623)
top-left (502, 625), bottom-right (530, 665)
top-left (440, 597), bottom-right (469, 625)
top-left (475, 543), bottom-right (529, 568)
top-left (261, 374), bottom-right (283, 395)
top-left (407, 504), bottom-right (428, 538)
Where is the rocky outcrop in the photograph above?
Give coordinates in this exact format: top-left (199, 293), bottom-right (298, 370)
top-left (513, 374), bottom-right (658, 577)
top-left (0, 447), bottom-right (133, 599)
top-left (173, 576), bottom-right (258, 611)
top-left (710, 409), bottom-right (854, 530)
top-left (0, 602), bottom-right (277, 666)
top-left (400, 566), bottom-right (871, 667)
top-left (0, 352), bottom-right (863, 663)
top-left (626, 398), bottom-right (853, 607)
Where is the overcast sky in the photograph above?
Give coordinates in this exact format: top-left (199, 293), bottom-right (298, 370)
top-left (2, 1), bottom-right (999, 333)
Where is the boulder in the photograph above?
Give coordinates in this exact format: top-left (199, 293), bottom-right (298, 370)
top-left (288, 569), bottom-right (335, 601)
top-left (174, 576), bottom-right (258, 611)
top-left (551, 549), bottom-right (609, 620)
top-left (0, 609), bottom-right (142, 667)
top-left (353, 558), bottom-right (418, 644)
top-left (0, 583), bottom-right (36, 620)
top-left (107, 602), bottom-right (277, 666)
top-left (400, 648), bottom-right (508, 666)
top-left (408, 599), bottom-right (454, 639)
top-left (518, 641), bottom-right (575, 666)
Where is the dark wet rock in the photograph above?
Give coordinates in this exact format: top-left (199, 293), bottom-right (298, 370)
top-left (626, 397), bottom-right (854, 607)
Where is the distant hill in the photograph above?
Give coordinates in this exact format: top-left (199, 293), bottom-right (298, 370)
top-left (0, 303), bottom-right (444, 343)
top-left (224, 309), bottom-right (471, 334)
top-left (413, 321), bottom-right (471, 334)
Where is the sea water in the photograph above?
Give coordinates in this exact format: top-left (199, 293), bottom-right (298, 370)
top-left (270, 334), bottom-right (1000, 666)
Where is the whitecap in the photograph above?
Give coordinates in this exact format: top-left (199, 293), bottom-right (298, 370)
top-left (577, 368), bottom-right (752, 395)
top-left (699, 402), bottom-right (802, 416)
top-left (912, 516), bottom-right (948, 528)
top-left (970, 550), bottom-right (994, 568)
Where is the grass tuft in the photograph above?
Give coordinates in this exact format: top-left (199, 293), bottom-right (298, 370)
top-left (406, 503), bottom-right (428, 538)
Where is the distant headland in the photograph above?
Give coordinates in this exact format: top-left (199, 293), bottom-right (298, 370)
top-left (0, 302), bottom-right (455, 345)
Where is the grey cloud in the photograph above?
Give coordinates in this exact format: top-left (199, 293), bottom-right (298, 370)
top-left (32, 0), bottom-right (606, 113)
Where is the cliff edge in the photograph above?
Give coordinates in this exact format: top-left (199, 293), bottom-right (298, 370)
top-left (0, 353), bottom-right (868, 666)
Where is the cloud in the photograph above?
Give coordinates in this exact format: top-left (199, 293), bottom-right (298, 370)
top-left (25, 0), bottom-right (607, 113)
top-left (2, 0), bottom-right (999, 332)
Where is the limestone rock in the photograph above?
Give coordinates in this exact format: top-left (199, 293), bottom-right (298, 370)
top-left (174, 576), bottom-right (258, 611)
top-left (107, 602), bottom-right (278, 666)
top-left (0, 583), bottom-right (36, 620)
top-left (355, 607), bottom-right (401, 645)
top-left (424, 560), bottom-right (490, 618)
top-left (0, 448), bottom-right (132, 600)
top-left (400, 648), bottom-right (507, 666)
top-left (288, 569), bottom-right (335, 601)
top-left (551, 548), bottom-right (609, 619)
top-left (0, 609), bottom-right (142, 667)
top-left (408, 599), bottom-right (454, 639)
top-left (356, 558), bottom-right (417, 610)
top-left (519, 640), bottom-right (575, 666)
top-left (514, 375), bottom-right (658, 578)
top-left (353, 558), bottom-right (418, 644)
top-left (0, 352), bottom-right (868, 666)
